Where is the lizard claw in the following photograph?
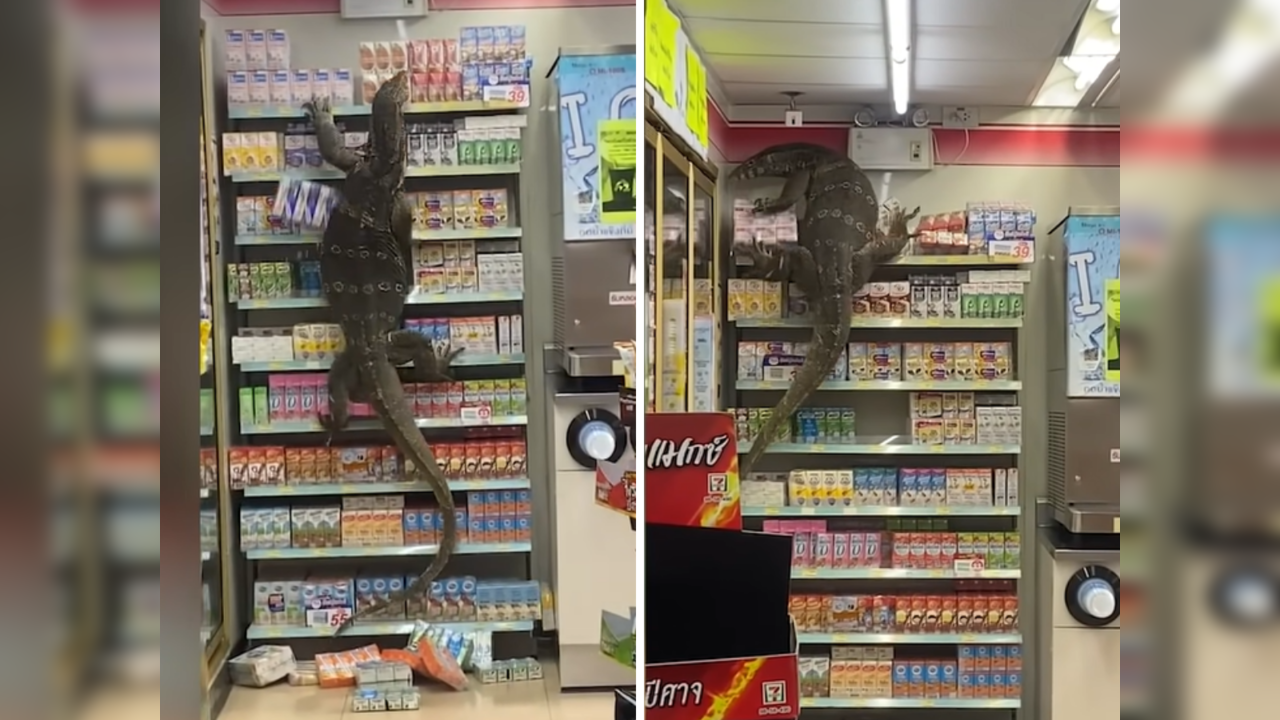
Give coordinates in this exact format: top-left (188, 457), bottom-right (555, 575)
top-left (303, 95), bottom-right (331, 119)
top-left (444, 345), bottom-right (465, 366)
top-left (318, 412), bottom-right (348, 445)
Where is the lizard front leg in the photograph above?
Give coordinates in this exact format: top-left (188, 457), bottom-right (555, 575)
top-left (387, 330), bottom-right (461, 381)
top-left (304, 96), bottom-right (360, 173)
top-left (864, 205), bottom-right (922, 264)
top-left (753, 169), bottom-right (811, 215)
top-left (318, 350), bottom-right (358, 444)
top-left (738, 239), bottom-right (789, 281)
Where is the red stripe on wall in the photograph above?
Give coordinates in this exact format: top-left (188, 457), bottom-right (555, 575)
top-left (706, 98), bottom-right (1120, 167)
top-left (1123, 126), bottom-right (1280, 163)
top-left (209, 0), bottom-right (632, 13)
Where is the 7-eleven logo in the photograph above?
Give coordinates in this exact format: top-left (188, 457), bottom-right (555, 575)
top-left (762, 681), bottom-right (786, 705)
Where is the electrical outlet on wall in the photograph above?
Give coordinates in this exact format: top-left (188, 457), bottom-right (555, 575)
top-left (942, 106), bottom-right (979, 129)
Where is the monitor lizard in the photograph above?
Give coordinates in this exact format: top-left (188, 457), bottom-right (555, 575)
top-left (304, 72), bottom-right (459, 635)
top-left (729, 143), bottom-right (919, 474)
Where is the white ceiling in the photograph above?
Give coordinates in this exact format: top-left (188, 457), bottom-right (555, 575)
top-left (670, 0), bottom-right (1102, 109)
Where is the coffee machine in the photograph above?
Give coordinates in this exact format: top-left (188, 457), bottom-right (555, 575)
top-left (1037, 207), bottom-right (1121, 719)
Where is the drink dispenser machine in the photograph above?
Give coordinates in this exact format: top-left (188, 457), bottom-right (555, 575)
top-left (545, 46), bottom-right (638, 691)
top-left (1037, 207), bottom-right (1121, 720)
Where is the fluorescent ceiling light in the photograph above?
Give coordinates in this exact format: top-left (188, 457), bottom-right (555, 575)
top-left (886, 0), bottom-right (911, 52)
top-left (892, 57), bottom-right (911, 114)
top-left (885, 0), bottom-right (911, 114)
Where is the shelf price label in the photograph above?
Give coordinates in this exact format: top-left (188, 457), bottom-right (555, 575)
top-left (327, 609), bottom-right (351, 628)
top-left (800, 507), bottom-right (816, 516)
top-left (460, 405), bottom-right (493, 424)
top-left (988, 238), bottom-right (1034, 262)
top-left (953, 557), bottom-right (986, 577)
top-left (482, 84), bottom-right (531, 107)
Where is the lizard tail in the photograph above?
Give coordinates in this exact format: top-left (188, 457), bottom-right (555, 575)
top-left (741, 301), bottom-right (851, 475)
top-left (333, 355), bottom-right (457, 636)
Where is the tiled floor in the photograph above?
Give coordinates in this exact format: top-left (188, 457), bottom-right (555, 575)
top-left (218, 660), bottom-right (615, 720)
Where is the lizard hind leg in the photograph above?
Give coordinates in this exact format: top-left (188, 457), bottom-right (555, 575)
top-left (318, 350), bottom-right (357, 445)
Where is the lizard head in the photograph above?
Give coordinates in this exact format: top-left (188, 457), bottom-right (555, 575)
top-left (729, 143), bottom-right (845, 181)
top-left (374, 70), bottom-right (411, 108)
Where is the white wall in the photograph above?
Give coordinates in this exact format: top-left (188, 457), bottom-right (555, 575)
top-left (204, 7), bottom-right (636, 595)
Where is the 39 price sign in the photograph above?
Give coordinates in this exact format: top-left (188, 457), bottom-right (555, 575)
top-left (987, 239), bottom-right (1034, 263)
top-left (483, 83), bottom-right (531, 107)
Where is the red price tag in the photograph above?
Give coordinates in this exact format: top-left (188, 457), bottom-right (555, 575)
top-left (988, 239), bottom-right (1034, 262)
top-left (483, 84), bottom-right (530, 107)
top-left (504, 84), bottom-right (528, 105)
top-left (327, 609), bottom-right (350, 627)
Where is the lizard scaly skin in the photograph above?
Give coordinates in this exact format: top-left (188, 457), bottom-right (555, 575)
top-left (730, 143), bottom-right (919, 474)
top-left (304, 72), bottom-right (460, 635)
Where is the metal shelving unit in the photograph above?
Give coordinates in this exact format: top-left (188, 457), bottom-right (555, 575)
top-left (214, 75), bottom-right (537, 656)
top-left (728, 240), bottom-right (1032, 713)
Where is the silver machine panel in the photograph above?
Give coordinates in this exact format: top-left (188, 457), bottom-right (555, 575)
top-left (546, 45), bottom-right (638, 378)
top-left (1045, 206), bottom-right (1121, 534)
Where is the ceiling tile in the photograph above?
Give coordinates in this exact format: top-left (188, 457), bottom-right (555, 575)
top-left (914, 59), bottom-right (1048, 90)
top-left (915, 0), bottom-right (1087, 29)
top-left (671, 0), bottom-right (882, 24)
top-left (721, 83), bottom-right (892, 106)
top-left (708, 55), bottom-right (888, 87)
top-left (686, 18), bottom-right (886, 59)
top-left (912, 87), bottom-right (1042, 106)
top-left (914, 25), bottom-right (1064, 62)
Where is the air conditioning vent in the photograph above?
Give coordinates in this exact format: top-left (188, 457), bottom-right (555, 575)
top-left (1047, 410), bottom-right (1068, 506)
top-left (552, 256), bottom-right (567, 347)
top-left (848, 128), bottom-right (934, 171)
top-left (340, 0), bottom-right (428, 20)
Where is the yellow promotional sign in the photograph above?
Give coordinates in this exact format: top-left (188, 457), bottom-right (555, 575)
top-left (685, 47), bottom-right (708, 147)
top-left (644, 0), bottom-right (663, 91)
top-left (1260, 276), bottom-right (1280, 381)
top-left (1104, 278), bottom-right (1120, 383)
top-left (598, 119), bottom-right (637, 225)
top-left (652, 0), bottom-right (678, 109)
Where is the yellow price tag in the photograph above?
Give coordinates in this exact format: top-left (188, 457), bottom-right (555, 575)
top-left (800, 507), bottom-right (816, 516)
top-left (921, 700), bottom-right (936, 707)
top-left (1113, 517), bottom-right (1120, 532)
top-left (800, 568), bottom-right (818, 577)
top-left (810, 444), bottom-right (827, 453)
top-left (935, 507), bottom-right (951, 515)
top-left (959, 634), bottom-right (977, 643)
top-left (930, 445), bottom-right (946, 452)
top-left (764, 507), bottom-right (780, 515)
top-left (987, 445), bottom-right (1005, 453)
top-left (277, 486), bottom-right (294, 494)
top-left (919, 381), bottom-right (935, 389)
top-left (264, 550), bottom-right (283, 558)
